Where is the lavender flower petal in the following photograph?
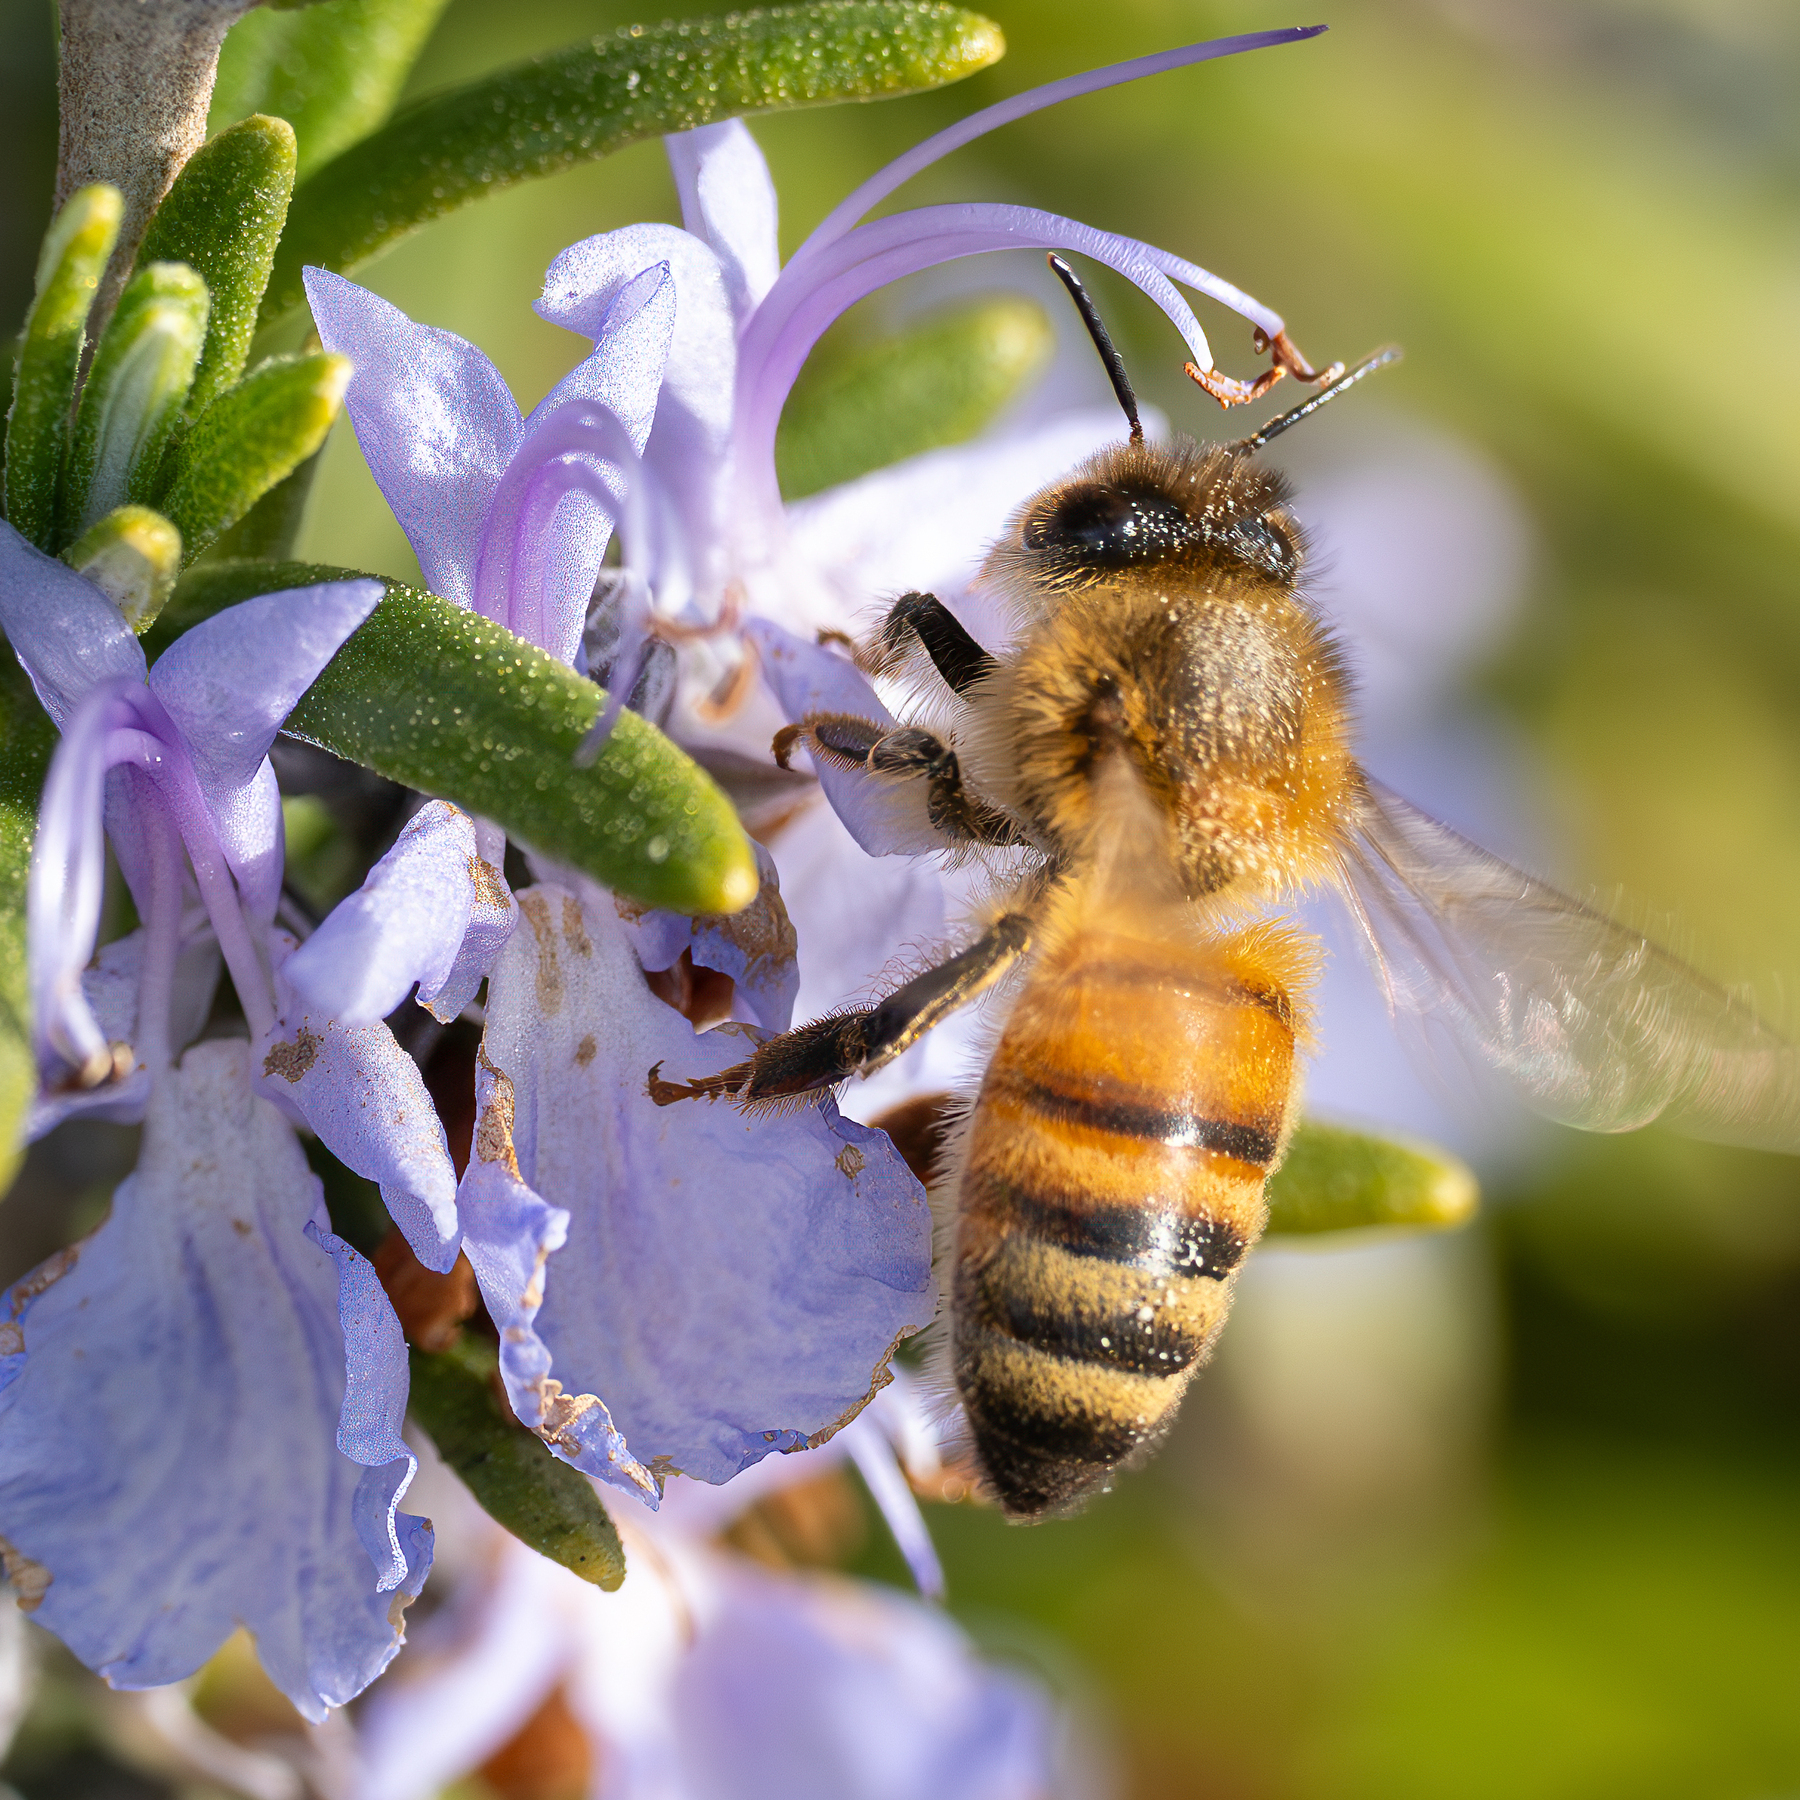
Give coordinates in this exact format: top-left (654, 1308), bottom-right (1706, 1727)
top-left (471, 885), bottom-right (934, 1491)
top-left (353, 1535), bottom-right (579, 1800)
top-left (0, 1041), bottom-right (426, 1722)
top-left (0, 523), bottom-right (144, 728)
top-left (671, 1561), bottom-right (1059, 1800)
top-left (304, 270), bottom-right (523, 610)
top-left (304, 1217), bottom-right (433, 1594)
top-left (744, 620), bottom-right (944, 857)
top-left (287, 802), bottom-right (513, 1027)
top-left (472, 266), bottom-right (673, 664)
top-left (537, 232), bottom-right (736, 610)
top-left (665, 120), bottom-right (782, 322)
top-left (456, 1155), bottom-right (658, 1502)
top-left (260, 985), bottom-right (461, 1271)
top-left (146, 580), bottom-right (383, 923)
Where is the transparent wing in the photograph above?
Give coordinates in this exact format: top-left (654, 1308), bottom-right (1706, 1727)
top-left (1338, 777), bottom-right (1800, 1154)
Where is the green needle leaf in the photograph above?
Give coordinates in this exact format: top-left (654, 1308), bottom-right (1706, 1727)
top-left (210, 0), bottom-right (455, 175)
top-left (262, 1), bottom-right (1006, 325)
top-left (168, 560), bottom-right (759, 915)
top-left (158, 352), bottom-right (348, 564)
top-left (135, 115), bottom-right (298, 421)
top-left (61, 504), bottom-right (183, 632)
top-left (408, 1338), bottom-right (625, 1591)
top-left (1265, 1120), bottom-right (1479, 1238)
top-left (0, 660), bottom-right (57, 1196)
top-left (61, 262), bottom-right (209, 544)
top-left (778, 294), bottom-right (1054, 500)
top-left (4, 185), bottom-right (123, 549)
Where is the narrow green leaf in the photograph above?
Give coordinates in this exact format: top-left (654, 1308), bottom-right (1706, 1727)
top-left (263, 1), bottom-right (1006, 325)
top-left (62, 504), bottom-right (183, 631)
top-left (135, 115), bottom-right (297, 421)
top-left (61, 262), bottom-right (209, 545)
top-left (0, 659), bottom-right (56, 1196)
top-left (210, 0), bottom-right (454, 175)
top-left (409, 1338), bottom-right (625, 1591)
top-left (170, 560), bottom-right (760, 915)
top-left (778, 295), bottom-right (1054, 500)
top-left (1265, 1120), bottom-right (1479, 1238)
top-left (202, 444), bottom-right (322, 563)
top-left (3, 185), bottom-right (122, 549)
top-left (159, 352), bottom-right (348, 564)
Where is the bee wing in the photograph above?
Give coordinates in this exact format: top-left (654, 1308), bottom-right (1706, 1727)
top-left (1338, 777), bottom-right (1800, 1153)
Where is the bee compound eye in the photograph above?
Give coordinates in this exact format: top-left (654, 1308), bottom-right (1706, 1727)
top-left (1023, 483), bottom-right (1199, 568)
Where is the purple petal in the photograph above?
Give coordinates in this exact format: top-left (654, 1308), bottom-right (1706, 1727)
top-left (471, 884), bottom-right (934, 1491)
top-left (744, 621), bottom-right (945, 857)
top-left (456, 1156), bottom-right (657, 1503)
top-left (0, 1041), bottom-right (429, 1722)
top-left (304, 269), bottom-right (522, 610)
top-left (665, 120), bottom-right (782, 321)
top-left (259, 984), bottom-right (460, 1271)
top-left (669, 1561), bottom-right (1060, 1800)
top-left (304, 1217), bottom-right (432, 1594)
top-left (472, 266), bottom-right (673, 663)
top-left (286, 802), bottom-right (514, 1026)
top-left (353, 1535), bottom-right (578, 1800)
top-left (148, 580), bottom-right (383, 922)
top-left (611, 842), bottom-right (798, 1032)
top-left (537, 231), bottom-right (736, 614)
top-left (0, 522), bottom-right (144, 728)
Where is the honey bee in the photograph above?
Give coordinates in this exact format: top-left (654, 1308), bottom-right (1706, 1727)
top-left (678, 256), bottom-right (1800, 1521)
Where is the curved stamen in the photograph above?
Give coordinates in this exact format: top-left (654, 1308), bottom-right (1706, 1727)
top-left (793, 26), bottom-right (1324, 268)
top-left (734, 204), bottom-right (1268, 529)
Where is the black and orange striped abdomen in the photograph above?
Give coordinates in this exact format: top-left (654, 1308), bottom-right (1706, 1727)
top-left (952, 922), bottom-right (1302, 1519)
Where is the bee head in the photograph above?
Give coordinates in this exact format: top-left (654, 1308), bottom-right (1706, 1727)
top-left (1016, 442), bottom-right (1302, 589)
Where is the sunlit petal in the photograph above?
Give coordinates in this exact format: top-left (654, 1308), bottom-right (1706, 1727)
top-left (471, 884), bottom-right (934, 1490)
top-left (304, 269), bottom-right (523, 610)
top-left (0, 1041), bottom-right (428, 1722)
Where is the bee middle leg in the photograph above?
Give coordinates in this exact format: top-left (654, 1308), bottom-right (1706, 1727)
top-left (774, 713), bottom-right (1024, 848)
top-left (658, 913), bottom-right (1033, 1106)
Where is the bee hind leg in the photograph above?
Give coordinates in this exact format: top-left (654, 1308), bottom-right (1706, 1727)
top-left (662, 914), bottom-right (1033, 1109)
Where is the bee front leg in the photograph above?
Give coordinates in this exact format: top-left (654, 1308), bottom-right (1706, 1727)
top-left (654, 914), bottom-right (1033, 1109)
top-left (774, 715), bottom-right (1025, 848)
top-left (873, 591), bottom-right (999, 696)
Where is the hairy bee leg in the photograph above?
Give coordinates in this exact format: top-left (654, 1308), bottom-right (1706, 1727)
top-left (773, 714), bottom-right (1024, 848)
top-left (672, 914), bottom-right (1035, 1108)
top-left (857, 911), bottom-right (1033, 1074)
top-left (867, 727), bottom-right (1027, 847)
top-left (876, 591), bottom-right (999, 696)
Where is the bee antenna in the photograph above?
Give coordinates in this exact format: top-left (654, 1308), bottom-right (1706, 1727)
top-left (1236, 345), bottom-right (1403, 452)
top-left (1047, 253), bottom-right (1143, 444)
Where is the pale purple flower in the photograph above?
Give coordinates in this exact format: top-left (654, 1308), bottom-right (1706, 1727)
top-left (291, 29), bottom-right (1337, 1507)
top-left (0, 523), bottom-right (455, 1717)
top-left (351, 1379), bottom-right (1067, 1800)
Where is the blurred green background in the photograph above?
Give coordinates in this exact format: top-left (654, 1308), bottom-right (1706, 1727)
top-left (4, 0), bottom-right (1800, 1795)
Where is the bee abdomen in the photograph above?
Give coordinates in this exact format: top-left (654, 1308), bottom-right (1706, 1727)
top-left (967, 1178), bottom-right (1245, 1373)
top-left (950, 935), bottom-right (1296, 1520)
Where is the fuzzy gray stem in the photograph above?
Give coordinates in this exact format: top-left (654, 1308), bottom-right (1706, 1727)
top-left (55, 0), bottom-right (257, 328)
